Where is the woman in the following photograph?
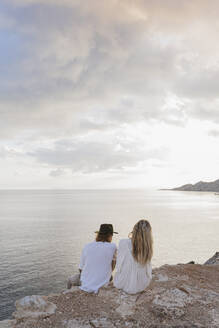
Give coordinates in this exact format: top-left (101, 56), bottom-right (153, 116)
top-left (113, 219), bottom-right (153, 294)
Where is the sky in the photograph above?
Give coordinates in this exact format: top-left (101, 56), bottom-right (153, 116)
top-left (0, 0), bottom-right (219, 189)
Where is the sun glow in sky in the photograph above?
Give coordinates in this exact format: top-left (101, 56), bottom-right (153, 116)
top-left (0, 0), bottom-right (219, 189)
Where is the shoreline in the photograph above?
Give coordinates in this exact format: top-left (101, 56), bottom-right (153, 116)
top-left (1, 253), bottom-right (218, 328)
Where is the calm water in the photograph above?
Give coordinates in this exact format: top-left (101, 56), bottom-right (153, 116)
top-left (0, 189), bottom-right (219, 320)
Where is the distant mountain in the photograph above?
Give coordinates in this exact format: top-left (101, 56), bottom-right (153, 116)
top-left (172, 179), bottom-right (219, 192)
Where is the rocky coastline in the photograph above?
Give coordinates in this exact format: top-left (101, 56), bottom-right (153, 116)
top-left (170, 179), bottom-right (219, 192)
top-left (0, 253), bottom-right (218, 328)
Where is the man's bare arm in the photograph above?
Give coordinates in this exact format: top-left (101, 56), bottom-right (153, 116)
top-left (112, 249), bottom-right (117, 271)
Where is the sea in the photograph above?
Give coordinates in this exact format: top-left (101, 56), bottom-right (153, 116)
top-left (0, 189), bottom-right (219, 320)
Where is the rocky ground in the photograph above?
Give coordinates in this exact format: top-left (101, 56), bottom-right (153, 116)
top-left (1, 253), bottom-right (218, 328)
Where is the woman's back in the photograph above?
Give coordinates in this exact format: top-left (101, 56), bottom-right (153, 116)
top-left (113, 238), bottom-right (152, 294)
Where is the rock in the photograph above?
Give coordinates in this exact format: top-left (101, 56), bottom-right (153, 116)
top-left (204, 252), bottom-right (219, 265)
top-left (0, 320), bottom-right (15, 328)
top-left (13, 295), bottom-right (56, 321)
top-left (155, 273), bottom-right (169, 281)
top-left (63, 319), bottom-right (90, 328)
top-left (2, 254), bottom-right (219, 328)
top-left (153, 287), bottom-right (193, 308)
top-left (116, 303), bottom-right (134, 317)
top-left (171, 178), bottom-right (219, 192)
top-left (90, 318), bottom-right (115, 327)
top-left (62, 286), bottom-right (79, 295)
top-left (210, 308), bottom-right (219, 327)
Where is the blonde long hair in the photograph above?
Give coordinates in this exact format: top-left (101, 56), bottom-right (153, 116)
top-left (131, 219), bottom-right (153, 265)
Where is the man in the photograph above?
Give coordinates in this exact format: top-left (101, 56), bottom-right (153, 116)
top-left (67, 224), bottom-right (118, 293)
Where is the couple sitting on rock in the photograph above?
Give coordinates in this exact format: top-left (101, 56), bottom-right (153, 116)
top-left (67, 219), bottom-right (153, 294)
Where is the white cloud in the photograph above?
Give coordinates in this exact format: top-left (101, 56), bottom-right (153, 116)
top-left (1, 0), bottom-right (219, 188)
top-left (27, 137), bottom-right (168, 173)
top-left (49, 168), bottom-right (65, 177)
top-left (208, 129), bottom-right (219, 137)
top-left (2, 0), bottom-right (219, 139)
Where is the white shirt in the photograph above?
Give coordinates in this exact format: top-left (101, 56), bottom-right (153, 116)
top-left (79, 241), bottom-right (117, 293)
top-left (113, 239), bottom-right (152, 294)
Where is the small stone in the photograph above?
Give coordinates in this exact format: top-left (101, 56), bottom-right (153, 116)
top-left (116, 303), bottom-right (134, 317)
top-left (153, 288), bottom-right (193, 308)
top-left (63, 286), bottom-right (79, 294)
top-left (155, 273), bottom-right (169, 282)
top-left (0, 320), bottom-right (15, 328)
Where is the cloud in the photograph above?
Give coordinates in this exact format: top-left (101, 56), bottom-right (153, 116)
top-left (49, 168), bottom-right (65, 177)
top-left (0, 146), bottom-right (8, 158)
top-left (1, 1), bottom-right (219, 188)
top-left (1, 0), bottom-right (219, 141)
top-left (208, 129), bottom-right (219, 137)
top-left (27, 138), bottom-right (168, 173)
top-left (0, 146), bottom-right (20, 158)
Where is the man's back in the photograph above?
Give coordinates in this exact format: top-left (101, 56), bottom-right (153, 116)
top-left (79, 241), bottom-right (117, 293)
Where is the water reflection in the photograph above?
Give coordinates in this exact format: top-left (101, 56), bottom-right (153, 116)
top-left (0, 189), bottom-right (219, 320)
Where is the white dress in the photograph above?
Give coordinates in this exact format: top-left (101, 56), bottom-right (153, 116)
top-left (113, 239), bottom-right (152, 294)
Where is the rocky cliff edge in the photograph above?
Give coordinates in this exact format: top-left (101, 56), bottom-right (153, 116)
top-left (1, 253), bottom-right (219, 328)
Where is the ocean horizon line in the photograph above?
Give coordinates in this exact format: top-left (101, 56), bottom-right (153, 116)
top-left (0, 188), bottom-right (158, 191)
